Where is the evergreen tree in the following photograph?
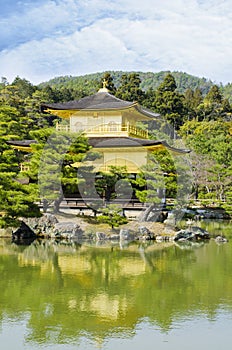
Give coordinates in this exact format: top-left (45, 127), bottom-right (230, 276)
top-left (12, 76), bottom-right (36, 99)
top-left (180, 119), bottom-right (232, 205)
top-left (205, 85), bottom-right (223, 104)
top-left (95, 166), bottom-right (132, 202)
top-left (27, 128), bottom-right (90, 213)
top-left (97, 204), bottom-right (128, 229)
top-left (142, 87), bottom-right (156, 110)
top-left (199, 84), bottom-right (231, 121)
top-left (0, 104), bottom-right (40, 227)
top-left (133, 152), bottom-right (166, 221)
top-left (193, 88), bottom-right (203, 108)
top-left (24, 90), bottom-right (56, 130)
top-left (116, 73), bottom-right (145, 102)
top-left (40, 85), bottom-right (59, 103)
top-left (153, 73), bottom-right (186, 131)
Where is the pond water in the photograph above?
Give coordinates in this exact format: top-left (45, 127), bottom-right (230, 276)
top-left (0, 220), bottom-right (232, 350)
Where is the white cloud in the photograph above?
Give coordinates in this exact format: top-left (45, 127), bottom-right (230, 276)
top-left (0, 0), bottom-right (232, 84)
top-left (0, 0), bottom-right (80, 50)
top-left (0, 26), bottom-right (137, 83)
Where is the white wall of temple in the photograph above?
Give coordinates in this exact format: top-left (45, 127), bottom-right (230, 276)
top-left (70, 112), bottom-right (122, 132)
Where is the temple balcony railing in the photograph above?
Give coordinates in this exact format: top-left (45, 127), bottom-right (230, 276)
top-left (56, 122), bottom-right (148, 139)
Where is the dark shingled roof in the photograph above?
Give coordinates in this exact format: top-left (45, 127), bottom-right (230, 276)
top-left (42, 91), bottom-right (160, 118)
top-left (88, 137), bottom-right (190, 153)
top-left (43, 92), bottom-right (134, 110)
top-left (7, 137), bottom-right (190, 154)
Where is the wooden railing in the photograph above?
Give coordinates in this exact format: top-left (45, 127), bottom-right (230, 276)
top-left (56, 123), bottom-right (148, 139)
top-left (127, 124), bottom-right (148, 138)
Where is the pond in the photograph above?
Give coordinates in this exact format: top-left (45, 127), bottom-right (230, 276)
top-left (0, 220), bottom-right (232, 350)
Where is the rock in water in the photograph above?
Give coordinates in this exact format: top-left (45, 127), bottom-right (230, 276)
top-left (215, 235), bottom-right (228, 243)
top-left (174, 226), bottom-right (210, 241)
top-left (12, 221), bottom-right (37, 241)
top-left (191, 226), bottom-right (210, 239)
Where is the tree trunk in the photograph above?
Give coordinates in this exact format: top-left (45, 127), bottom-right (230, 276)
top-left (53, 194), bottom-right (63, 213)
top-left (138, 203), bottom-right (155, 222)
top-left (42, 199), bottom-right (49, 213)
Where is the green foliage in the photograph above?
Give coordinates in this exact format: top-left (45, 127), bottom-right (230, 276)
top-left (24, 90), bottom-right (55, 129)
top-left (27, 128), bottom-right (90, 213)
top-left (11, 76), bottom-right (36, 99)
top-left (97, 204), bottom-right (128, 228)
top-left (95, 166), bottom-right (132, 201)
top-left (222, 82), bottom-right (232, 104)
top-left (152, 73), bottom-right (186, 130)
top-left (0, 175), bottom-right (40, 227)
top-left (1, 70), bottom-right (232, 215)
top-left (180, 120), bottom-right (232, 204)
top-left (205, 85), bottom-right (223, 104)
top-left (99, 72), bottom-right (116, 94)
top-left (0, 95), bottom-right (43, 227)
top-left (39, 74), bottom-right (100, 97)
top-left (0, 110), bottom-right (41, 227)
top-left (180, 120), bottom-right (232, 165)
top-left (201, 85), bottom-right (231, 121)
top-left (134, 148), bottom-right (192, 210)
top-left (115, 73), bottom-right (145, 102)
top-left (134, 153), bottom-right (165, 205)
top-left (0, 80), bottom-right (55, 137)
top-left (183, 88), bottom-right (203, 120)
top-left (38, 70), bottom-right (214, 96)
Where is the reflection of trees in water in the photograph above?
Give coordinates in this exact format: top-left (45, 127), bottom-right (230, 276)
top-left (200, 220), bottom-right (232, 239)
top-left (0, 239), bottom-right (232, 344)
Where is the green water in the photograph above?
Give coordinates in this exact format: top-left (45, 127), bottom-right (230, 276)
top-left (0, 220), bottom-right (232, 350)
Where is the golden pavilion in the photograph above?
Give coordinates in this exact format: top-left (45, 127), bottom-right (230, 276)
top-left (40, 84), bottom-right (189, 173)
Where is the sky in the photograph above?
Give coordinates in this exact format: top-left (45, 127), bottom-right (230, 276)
top-left (0, 0), bottom-right (232, 85)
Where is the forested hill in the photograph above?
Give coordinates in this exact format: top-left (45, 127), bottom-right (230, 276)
top-left (39, 70), bottom-right (215, 96)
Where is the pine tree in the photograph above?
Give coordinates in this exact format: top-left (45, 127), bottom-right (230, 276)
top-left (154, 73), bottom-right (186, 131)
top-left (0, 104), bottom-right (40, 227)
top-left (116, 73), bottom-right (145, 102)
top-left (27, 128), bottom-right (91, 213)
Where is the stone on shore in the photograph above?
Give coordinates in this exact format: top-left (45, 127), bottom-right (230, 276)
top-left (12, 221), bottom-right (37, 241)
top-left (24, 214), bottom-right (58, 236)
top-left (52, 222), bottom-right (83, 239)
top-left (137, 226), bottom-right (154, 240)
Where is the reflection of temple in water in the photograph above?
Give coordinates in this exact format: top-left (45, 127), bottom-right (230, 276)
top-left (1, 237), bottom-right (232, 348)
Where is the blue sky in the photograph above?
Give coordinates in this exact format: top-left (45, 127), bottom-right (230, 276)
top-left (0, 0), bottom-right (231, 84)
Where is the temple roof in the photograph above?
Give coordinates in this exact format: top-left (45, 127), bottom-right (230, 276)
top-left (88, 137), bottom-right (190, 153)
top-left (7, 137), bottom-right (190, 154)
top-left (43, 92), bottom-right (134, 110)
top-left (42, 91), bottom-right (160, 118)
